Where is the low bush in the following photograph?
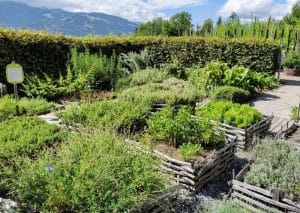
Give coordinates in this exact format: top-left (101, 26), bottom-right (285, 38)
top-left (160, 58), bottom-right (186, 79)
top-left (0, 117), bottom-right (66, 195)
top-left (196, 101), bottom-right (262, 128)
top-left (57, 99), bottom-right (150, 132)
top-left (147, 107), bottom-right (225, 148)
top-left (179, 143), bottom-right (203, 161)
top-left (291, 106), bottom-right (300, 121)
top-left (121, 49), bottom-right (151, 74)
top-left (245, 139), bottom-right (300, 201)
top-left (213, 86), bottom-right (250, 103)
top-left (188, 62), bottom-right (279, 94)
top-left (283, 50), bottom-right (300, 69)
top-left (0, 96), bottom-right (55, 121)
top-left (12, 132), bottom-right (166, 212)
top-left (204, 200), bottom-right (252, 213)
top-left (118, 78), bottom-right (203, 106)
top-left (115, 68), bottom-right (169, 91)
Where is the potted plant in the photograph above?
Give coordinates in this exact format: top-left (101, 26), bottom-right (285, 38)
top-left (283, 50), bottom-right (300, 76)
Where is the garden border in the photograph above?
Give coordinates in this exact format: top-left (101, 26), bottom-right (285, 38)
top-left (231, 164), bottom-right (300, 213)
top-left (220, 115), bottom-right (273, 150)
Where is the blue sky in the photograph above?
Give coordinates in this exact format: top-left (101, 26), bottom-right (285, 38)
top-left (1, 0), bottom-right (298, 24)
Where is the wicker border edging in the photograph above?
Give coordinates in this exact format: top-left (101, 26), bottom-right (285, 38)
top-left (231, 164), bottom-right (300, 213)
top-left (220, 115), bottom-right (273, 150)
top-left (154, 136), bottom-right (236, 192)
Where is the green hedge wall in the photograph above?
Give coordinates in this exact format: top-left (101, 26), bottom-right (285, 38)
top-left (0, 28), bottom-right (280, 84)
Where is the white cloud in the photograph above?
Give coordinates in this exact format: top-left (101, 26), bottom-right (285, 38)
top-left (218, 0), bottom-right (298, 20)
top-left (2, 0), bottom-right (206, 22)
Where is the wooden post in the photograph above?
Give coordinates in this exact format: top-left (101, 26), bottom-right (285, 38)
top-left (287, 29), bottom-right (292, 52)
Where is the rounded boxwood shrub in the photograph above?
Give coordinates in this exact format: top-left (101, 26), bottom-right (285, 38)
top-left (213, 86), bottom-right (250, 103)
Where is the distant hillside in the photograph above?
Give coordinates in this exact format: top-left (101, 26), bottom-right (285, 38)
top-left (0, 1), bottom-right (138, 36)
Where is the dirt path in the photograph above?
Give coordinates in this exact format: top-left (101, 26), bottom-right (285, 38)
top-left (251, 73), bottom-right (300, 118)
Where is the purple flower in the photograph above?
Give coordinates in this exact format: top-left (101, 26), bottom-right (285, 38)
top-left (45, 165), bottom-right (54, 172)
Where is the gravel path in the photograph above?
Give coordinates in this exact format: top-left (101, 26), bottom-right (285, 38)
top-left (251, 73), bottom-right (300, 118)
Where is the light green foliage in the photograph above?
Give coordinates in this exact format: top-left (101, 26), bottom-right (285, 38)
top-left (57, 99), bottom-right (150, 132)
top-left (0, 117), bottom-right (66, 194)
top-left (115, 68), bottom-right (169, 91)
top-left (245, 139), bottom-right (300, 201)
top-left (118, 78), bottom-right (203, 106)
top-left (205, 200), bottom-right (253, 213)
top-left (291, 106), bottom-right (300, 120)
top-left (179, 143), bottom-right (203, 161)
top-left (12, 132), bottom-right (166, 212)
top-left (71, 49), bottom-right (122, 90)
top-left (283, 50), bottom-right (300, 69)
top-left (188, 62), bottom-right (279, 94)
top-left (0, 96), bottom-right (54, 121)
top-left (147, 107), bottom-right (225, 147)
top-left (121, 49), bottom-right (151, 74)
top-left (196, 101), bottom-right (262, 128)
top-left (213, 86), bottom-right (250, 103)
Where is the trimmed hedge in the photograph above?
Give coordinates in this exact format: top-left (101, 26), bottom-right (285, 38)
top-left (0, 28), bottom-right (280, 84)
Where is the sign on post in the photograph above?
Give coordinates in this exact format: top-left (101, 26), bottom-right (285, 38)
top-left (6, 62), bottom-right (24, 100)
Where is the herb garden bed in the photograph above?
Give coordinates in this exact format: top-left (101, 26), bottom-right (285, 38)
top-left (152, 136), bottom-right (236, 192)
top-left (220, 115), bottom-right (273, 150)
top-left (231, 164), bottom-right (300, 213)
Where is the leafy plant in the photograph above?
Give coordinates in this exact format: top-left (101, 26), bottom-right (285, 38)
top-left (115, 68), bottom-right (169, 91)
top-left (118, 78), bottom-right (203, 106)
top-left (179, 143), bottom-right (203, 161)
top-left (147, 107), bottom-right (225, 147)
top-left (291, 105), bottom-right (300, 121)
top-left (18, 97), bottom-right (55, 114)
top-left (121, 49), bottom-right (151, 74)
top-left (196, 101), bottom-right (262, 128)
top-left (57, 99), bottom-right (150, 133)
top-left (213, 86), bottom-right (250, 103)
top-left (245, 139), bottom-right (300, 201)
top-left (283, 50), bottom-right (300, 69)
top-left (160, 58), bottom-right (186, 79)
top-left (0, 116), bottom-right (66, 195)
top-left (11, 131), bottom-right (166, 212)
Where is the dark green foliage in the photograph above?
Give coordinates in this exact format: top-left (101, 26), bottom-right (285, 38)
top-left (213, 86), bottom-right (250, 103)
top-left (283, 50), bottom-right (300, 69)
top-left (57, 99), bottom-right (150, 133)
top-left (160, 58), bottom-right (187, 79)
top-left (147, 107), bottom-right (225, 147)
top-left (195, 101), bottom-right (262, 128)
top-left (121, 49), bottom-right (151, 74)
top-left (118, 78), bottom-right (203, 106)
top-left (245, 139), bottom-right (300, 201)
top-left (0, 28), bottom-right (280, 85)
top-left (0, 116), bottom-right (66, 195)
top-left (11, 132), bottom-right (166, 212)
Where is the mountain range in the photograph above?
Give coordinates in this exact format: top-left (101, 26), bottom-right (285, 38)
top-left (0, 1), bottom-right (139, 36)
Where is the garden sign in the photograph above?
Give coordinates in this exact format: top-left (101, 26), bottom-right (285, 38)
top-left (6, 62), bottom-right (24, 99)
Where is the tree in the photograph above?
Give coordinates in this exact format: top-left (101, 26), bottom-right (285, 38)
top-left (283, 1), bottom-right (300, 25)
top-left (169, 12), bottom-right (192, 36)
top-left (199, 19), bottom-right (214, 36)
top-left (217, 16), bottom-right (223, 26)
top-left (228, 11), bottom-right (239, 22)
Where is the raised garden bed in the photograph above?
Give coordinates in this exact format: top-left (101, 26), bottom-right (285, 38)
top-left (220, 115), bottom-right (273, 150)
top-left (153, 136), bottom-right (236, 192)
top-left (231, 164), bottom-right (300, 213)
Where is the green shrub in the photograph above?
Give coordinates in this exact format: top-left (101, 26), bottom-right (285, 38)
top-left (0, 96), bottom-right (55, 121)
top-left (204, 200), bottom-right (252, 213)
top-left (57, 99), bottom-right (150, 132)
top-left (179, 143), bottom-right (203, 161)
top-left (160, 58), bottom-right (186, 79)
top-left (213, 86), bottom-right (250, 103)
top-left (283, 50), bottom-right (300, 69)
top-left (0, 28), bottom-right (280, 85)
top-left (121, 49), bottom-right (151, 74)
top-left (245, 139), bottom-right (300, 201)
top-left (147, 107), bottom-right (225, 147)
top-left (195, 101), bottom-right (262, 128)
top-left (0, 116), bottom-right (66, 194)
top-left (118, 78), bottom-right (203, 106)
top-left (12, 132), bottom-right (166, 212)
top-left (115, 68), bottom-right (169, 91)
top-left (291, 106), bottom-right (300, 120)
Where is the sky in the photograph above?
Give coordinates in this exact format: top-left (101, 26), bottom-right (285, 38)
top-left (1, 0), bottom-right (299, 24)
